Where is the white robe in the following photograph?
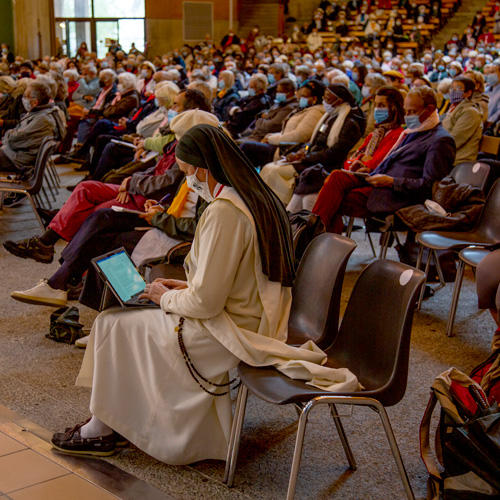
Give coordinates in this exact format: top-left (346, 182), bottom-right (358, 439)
top-left (76, 187), bottom-right (359, 465)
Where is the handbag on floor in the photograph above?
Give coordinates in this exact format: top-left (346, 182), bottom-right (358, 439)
top-left (420, 359), bottom-right (500, 500)
top-left (46, 306), bottom-right (86, 345)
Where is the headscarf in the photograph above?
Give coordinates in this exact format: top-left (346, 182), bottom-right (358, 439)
top-left (327, 83), bottom-right (356, 107)
top-left (175, 123), bottom-right (295, 287)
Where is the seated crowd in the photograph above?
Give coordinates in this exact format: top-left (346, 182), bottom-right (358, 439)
top-left (1, 0), bottom-right (500, 476)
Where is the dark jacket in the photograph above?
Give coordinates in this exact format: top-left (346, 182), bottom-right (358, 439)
top-left (1, 93), bottom-right (27, 130)
top-left (242, 97), bottom-right (299, 142)
top-left (102, 88), bottom-right (140, 121)
top-left (225, 93), bottom-right (272, 137)
top-left (127, 97), bottom-right (158, 133)
top-left (213, 86), bottom-right (240, 122)
top-left (301, 107), bottom-right (366, 171)
top-left (367, 124), bottom-right (457, 213)
top-left (88, 84), bottom-right (117, 118)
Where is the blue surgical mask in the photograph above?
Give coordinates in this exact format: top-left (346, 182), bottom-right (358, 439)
top-left (218, 80), bottom-right (225, 89)
top-left (361, 86), bottom-right (371, 98)
top-left (268, 73), bottom-right (275, 85)
top-left (296, 75), bottom-right (303, 84)
top-left (352, 72), bottom-right (359, 82)
top-left (374, 107), bottom-right (390, 124)
top-left (449, 68), bottom-right (458, 78)
top-left (486, 73), bottom-right (499, 87)
top-left (167, 109), bottom-right (178, 122)
top-left (208, 65), bottom-right (215, 72)
top-left (247, 88), bottom-right (256, 97)
top-left (275, 92), bottom-right (287, 104)
top-left (322, 77), bottom-right (330, 86)
top-left (154, 97), bottom-right (160, 107)
top-left (299, 97), bottom-right (309, 108)
top-left (438, 65), bottom-right (445, 72)
top-left (405, 114), bottom-right (421, 130)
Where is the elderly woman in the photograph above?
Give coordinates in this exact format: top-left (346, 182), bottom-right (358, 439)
top-left (436, 78), bottom-right (453, 118)
top-left (63, 68), bottom-right (80, 101)
top-left (240, 80), bottom-right (325, 168)
top-left (48, 124), bottom-right (359, 461)
top-left (361, 72), bottom-right (387, 136)
top-left (213, 70), bottom-right (240, 121)
top-left (288, 86), bottom-right (405, 213)
top-left (0, 75), bottom-right (17, 119)
top-left (225, 73), bottom-right (271, 138)
top-left (260, 83), bottom-right (366, 204)
top-left (0, 78), bottom-right (29, 131)
top-left (136, 61), bottom-right (156, 101)
top-left (464, 69), bottom-right (489, 122)
top-left (442, 76), bottom-right (482, 164)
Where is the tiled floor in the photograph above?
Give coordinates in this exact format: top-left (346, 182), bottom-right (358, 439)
top-left (0, 430), bottom-right (117, 500)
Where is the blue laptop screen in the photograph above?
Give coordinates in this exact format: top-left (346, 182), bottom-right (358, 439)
top-left (95, 251), bottom-right (146, 303)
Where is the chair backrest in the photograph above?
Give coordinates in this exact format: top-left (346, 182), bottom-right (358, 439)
top-left (450, 162), bottom-right (490, 191)
top-left (287, 233), bottom-right (356, 350)
top-left (26, 137), bottom-right (59, 194)
top-left (479, 135), bottom-right (500, 157)
top-left (475, 178), bottom-right (500, 242)
top-left (329, 260), bottom-right (425, 406)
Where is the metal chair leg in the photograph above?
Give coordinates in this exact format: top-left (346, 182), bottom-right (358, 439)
top-left (366, 227), bottom-right (376, 258)
top-left (225, 385), bottom-right (249, 487)
top-left (379, 232), bottom-right (390, 260)
top-left (27, 194), bottom-right (46, 231)
top-left (417, 246), bottom-right (431, 309)
top-left (345, 216), bottom-right (355, 238)
top-left (433, 250), bottom-right (446, 289)
top-left (329, 404), bottom-right (356, 470)
top-left (224, 385), bottom-right (246, 483)
top-left (373, 401), bottom-right (415, 500)
top-left (286, 400), bottom-right (314, 500)
top-left (445, 259), bottom-right (466, 337)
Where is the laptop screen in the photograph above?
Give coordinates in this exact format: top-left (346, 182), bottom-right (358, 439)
top-left (94, 250), bottom-right (146, 303)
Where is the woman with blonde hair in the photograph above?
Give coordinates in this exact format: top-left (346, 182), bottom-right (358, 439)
top-left (213, 69), bottom-right (240, 121)
top-left (464, 69), bottom-right (489, 122)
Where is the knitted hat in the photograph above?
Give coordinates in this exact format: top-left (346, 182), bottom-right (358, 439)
top-left (170, 109), bottom-right (221, 140)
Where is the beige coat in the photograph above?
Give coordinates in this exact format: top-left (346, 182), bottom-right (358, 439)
top-left (77, 187), bottom-right (359, 465)
top-left (442, 99), bottom-right (482, 165)
top-left (266, 104), bottom-right (325, 149)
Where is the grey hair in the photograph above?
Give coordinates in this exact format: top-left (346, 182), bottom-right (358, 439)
top-left (99, 68), bottom-right (116, 83)
top-left (276, 77), bottom-right (296, 93)
top-left (63, 69), bottom-right (79, 81)
top-left (118, 71), bottom-right (136, 90)
top-left (27, 81), bottom-right (52, 105)
top-left (408, 85), bottom-right (437, 108)
top-left (270, 62), bottom-right (287, 77)
top-left (249, 73), bottom-right (268, 92)
top-left (365, 72), bottom-right (387, 89)
top-left (35, 74), bottom-right (57, 99)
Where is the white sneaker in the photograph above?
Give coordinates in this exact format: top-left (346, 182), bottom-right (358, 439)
top-left (75, 335), bottom-right (89, 349)
top-left (11, 279), bottom-right (67, 307)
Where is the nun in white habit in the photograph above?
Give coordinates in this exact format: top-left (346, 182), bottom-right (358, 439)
top-left (51, 124), bottom-right (360, 464)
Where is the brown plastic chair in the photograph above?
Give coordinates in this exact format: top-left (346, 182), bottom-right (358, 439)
top-left (286, 232), bottom-right (357, 349)
top-left (0, 137), bottom-right (59, 231)
top-left (416, 178), bottom-right (500, 309)
top-left (224, 260), bottom-right (425, 500)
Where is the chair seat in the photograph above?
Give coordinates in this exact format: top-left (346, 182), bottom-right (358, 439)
top-left (0, 180), bottom-right (35, 192)
top-left (238, 362), bottom-right (386, 407)
top-left (458, 248), bottom-right (490, 268)
top-left (417, 230), bottom-right (496, 250)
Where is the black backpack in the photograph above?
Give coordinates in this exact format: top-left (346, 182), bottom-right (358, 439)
top-left (288, 210), bottom-right (325, 269)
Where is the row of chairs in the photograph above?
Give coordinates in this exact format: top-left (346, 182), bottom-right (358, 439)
top-left (0, 137), bottom-right (60, 231)
top-left (223, 233), bottom-right (425, 499)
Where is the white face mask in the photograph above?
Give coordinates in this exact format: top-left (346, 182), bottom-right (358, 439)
top-left (185, 168), bottom-right (214, 202)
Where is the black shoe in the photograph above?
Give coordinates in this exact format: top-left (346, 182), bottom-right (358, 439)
top-left (3, 236), bottom-right (55, 264)
top-left (36, 207), bottom-right (59, 225)
top-left (2, 193), bottom-right (27, 207)
top-left (52, 422), bottom-right (117, 457)
top-left (73, 163), bottom-right (89, 171)
top-left (63, 426), bottom-right (129, 447)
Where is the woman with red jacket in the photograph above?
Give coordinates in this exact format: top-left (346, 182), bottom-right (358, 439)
top-left (309, 87), bottom-right (405, 231)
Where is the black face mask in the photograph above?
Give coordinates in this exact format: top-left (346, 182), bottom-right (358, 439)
top-left (20, 71), bottom-right (31, 79)
top-left (98, 79), bottom-right (106, 88)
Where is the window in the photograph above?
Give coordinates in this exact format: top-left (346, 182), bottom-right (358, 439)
top-left (53, 0), bottom-right (145, 58)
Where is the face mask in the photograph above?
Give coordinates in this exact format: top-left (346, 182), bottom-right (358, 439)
top-left (218, 80), bottom-right (225, 89)
top-left (299, 96), bottom-right (309, 108)
top-left (438, 65), bottom-right (445, 72)
top-left (20, 71), bottom-right (31, 79)
top-left (374, 107), bottom-right (390, 124)
top-left (405, 114), bottom-right (421, 130)
top-left (404, 77), bottom-right (412, 86)
top-left (323, 77), bottom-right (330, 86)
top-left (275, 92), bottom-right (287, 104)
top-left (449, 68), bottom-right (458, 77)
top-left (1, 48), bottom-right (7, 54)
top-left (116, 68), bottom-right (125, 74)
top-left (449, 88), bottom-right (464, 104)
top-left (268, 73), bottom-right (275, 85)
top-left (167, 109), bottom-right (178, 122)
top-left (247, 88), bottom-right (256, 97)
top-left (117, 84), bottom-right (124, 93)
top-left (352, 72), bottom-right (359, 82)
top-left (185, 168), bottom-right (214, 202)
top-left (486, 73), bottom-right (499, 87)
top-left (64, 76), bottom-right (69, 83)
top-left (361, 86), bottom-right (371, 98)
top-left (101, 62), bottom-right (108, 68)
top-left (22, 97), bottom-right (33, 112)
top-left (142, 69), bottom-right (149, 78)
top-left (154, 97), bottom-right (160, 107)
top-left (323, 101), bottom-right (336, 114)
top-left (99, 79), bottom-right (106, 88)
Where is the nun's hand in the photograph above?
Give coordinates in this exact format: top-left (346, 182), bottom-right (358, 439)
top-left (153, 278), bottom-right (188, 290)
top-left (140, 282), bottom-right (170, 305)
